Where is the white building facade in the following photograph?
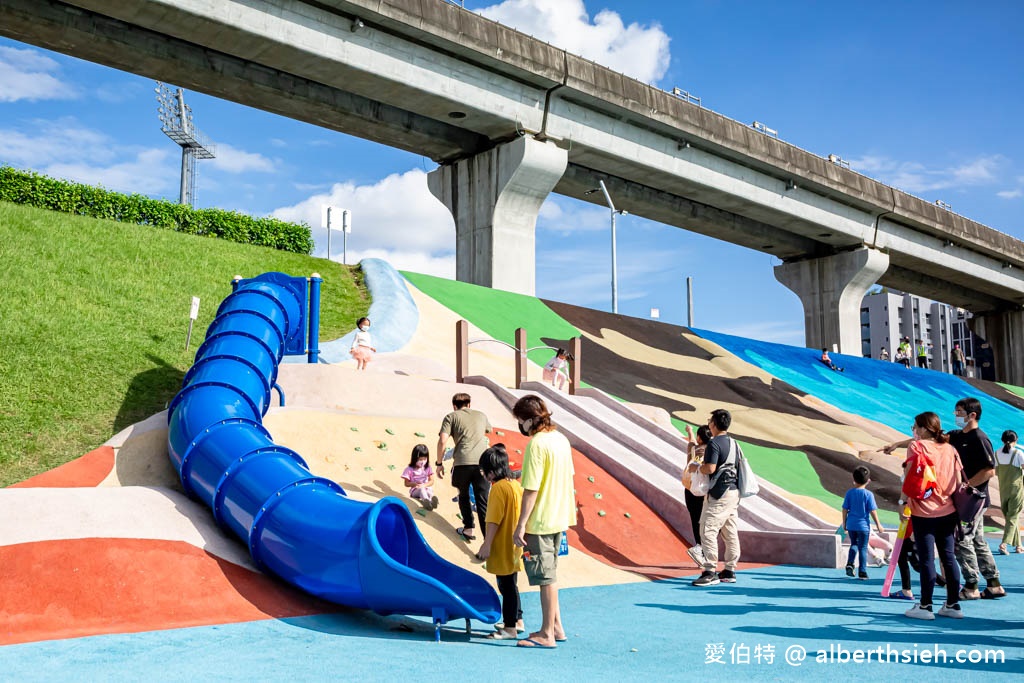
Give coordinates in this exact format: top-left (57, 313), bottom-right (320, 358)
top-left (859, 290), bottom-right (958, 372)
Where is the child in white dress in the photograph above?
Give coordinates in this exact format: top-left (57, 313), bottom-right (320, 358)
top-left (350, 317), bottom-right (376, 370)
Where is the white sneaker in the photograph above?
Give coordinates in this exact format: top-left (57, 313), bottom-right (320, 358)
top-left (905, 603), bottom-right (935, 620)
top-left (686, 545), bottom-right (706, 567)
top-left (937, 603), bottom-right (964, 619)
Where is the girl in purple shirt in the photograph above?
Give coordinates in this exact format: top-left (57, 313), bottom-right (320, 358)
top-left (402, 444), bottom-right (438, 509)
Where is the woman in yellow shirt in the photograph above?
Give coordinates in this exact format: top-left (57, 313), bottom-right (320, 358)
top-left (476, 444), bottom-right (524, 640)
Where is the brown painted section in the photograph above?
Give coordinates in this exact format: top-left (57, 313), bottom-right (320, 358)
top-left (965, 377), bottom-right (1024, 412)
top-left (0, 538), bottom-right (335, 646)
top-left (9, 446), bottom-right (115, 489)
top-left (540, 299), bottom-right (903, 510)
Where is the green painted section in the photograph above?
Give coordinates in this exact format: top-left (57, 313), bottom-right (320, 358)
top-left (998, 382), bottom-right (1024, 399)
top-left (670, 417), bottom-right (900, 527)
top-left (401, 271), bottom-right (581, 367)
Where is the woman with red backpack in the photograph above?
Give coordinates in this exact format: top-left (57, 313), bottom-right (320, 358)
top-left (902, 411), bottom-right (963, 620)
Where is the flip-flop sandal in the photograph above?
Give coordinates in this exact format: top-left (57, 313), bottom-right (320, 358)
top-left (456, 527), bottom-right (476, 541)
top-left (517, 637), bottom-right (556, 649)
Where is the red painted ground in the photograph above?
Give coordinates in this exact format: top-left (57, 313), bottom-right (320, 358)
top-left (492, 429), bottom-right (714, 580)
top-left (0, 538), bottom-right (334, 646)
top-left (9, 445), bottom-right (115, 488)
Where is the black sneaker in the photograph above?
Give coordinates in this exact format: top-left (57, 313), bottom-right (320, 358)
top-left (858, 571), bottom-right (869, 580)
top-left (691, 571), bottom-right (720, 587)
top-left (718, 569), bottom-right (737, 583)
top-left (845, 564), bottom-right (854, 577)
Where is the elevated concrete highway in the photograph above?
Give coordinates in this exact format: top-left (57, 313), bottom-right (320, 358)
top-left (2, 0), bottom-right (1022, 381)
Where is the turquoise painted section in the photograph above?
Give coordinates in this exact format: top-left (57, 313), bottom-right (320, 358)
top-left (4, 557), bottom-right (1021, 679)
top-left (694, 328), bottom-right (1024, 441)
top-left (317, 258), bottom-right (419, 364)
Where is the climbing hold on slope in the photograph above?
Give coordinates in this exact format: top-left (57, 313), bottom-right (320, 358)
top-left (495, 430), bottom-right (505, 436)
top-left (587, 476), bottom-right (595, 483)
top-left (377, 442), bottom-right (388, 450)
top-left (594, 493), bottom-right (602, 499)
top-left (385, 428), bottom-right (395, 435)
top-left (597, 510), bottom-right (606, 517)
top-left (387, 464), bottom-right (396, 471)
top-left (350, 426), bottom-right (359, 432)
top-left (415, 508), bottom-right (428, 517)
top-left (364, 466), bottom-right (373, 472)
top-left (623, 512), bottom-right (631, 519)
top-left (515, 449), bottom-right (522, 455)
top-left (354, 447), bottom-right (363, 452)
top-left (415, 432), bottom-right (426, 438)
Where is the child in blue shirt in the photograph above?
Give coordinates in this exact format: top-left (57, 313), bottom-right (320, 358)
top-left (843, 466), bottom-right (885, 579)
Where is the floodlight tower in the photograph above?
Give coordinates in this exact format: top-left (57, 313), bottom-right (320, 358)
top-left (155, 82), bottom-right (216, 206)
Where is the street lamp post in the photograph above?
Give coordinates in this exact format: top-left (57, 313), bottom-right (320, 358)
top-left (586, 180), bottom-right (626, 314)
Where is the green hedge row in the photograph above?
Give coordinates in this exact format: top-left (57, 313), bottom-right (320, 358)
top-left (0, 166), bottom-right (313, 254)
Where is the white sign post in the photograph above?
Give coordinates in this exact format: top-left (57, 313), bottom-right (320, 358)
top-left (324, 207), bottom-right (352, 264)
top-left (185, 296), bottom-right (201, 351)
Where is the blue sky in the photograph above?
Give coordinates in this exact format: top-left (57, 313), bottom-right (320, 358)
top-left (1, 0), bottom-right (1022, 344)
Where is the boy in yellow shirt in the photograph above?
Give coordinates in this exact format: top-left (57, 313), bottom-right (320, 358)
top-left (476, 444), bottom-right (524, 640)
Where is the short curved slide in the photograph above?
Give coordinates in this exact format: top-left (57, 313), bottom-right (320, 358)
top-left (166, 272), bottom-right (499, 638)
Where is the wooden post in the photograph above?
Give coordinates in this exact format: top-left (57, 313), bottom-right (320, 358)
top-left (455, 319), bottom-right (469, 383)
top-left (569, 336), bottom-right (582, 395)
top-left (514, 327), bottom-right (527, 389)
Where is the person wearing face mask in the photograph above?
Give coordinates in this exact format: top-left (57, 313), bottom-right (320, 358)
top-left (947, 397), bottom-right (1004, 600)
top-left (350, 317), bottom-right (376, 370)
top-left (881, 398), bottom-right (1005, 600)
top-left (901, 412), bottom-right (963, 620)
top-left (511, 395), bottom-right (575, 649)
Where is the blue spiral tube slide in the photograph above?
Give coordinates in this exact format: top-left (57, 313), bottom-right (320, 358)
top-left (167, 272), bottom-right (500, 628)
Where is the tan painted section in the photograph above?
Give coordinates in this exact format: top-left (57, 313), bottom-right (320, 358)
top-left (263, 409), bottom-right (642, 590)
top-left (275, 364), bottom-right (516, 423)
top-left (85, 364), bottom-right (639, 589)
top-left (0, 487), bottom-right (256, 570)
top-left (101, 425), bottom-right (179, 489)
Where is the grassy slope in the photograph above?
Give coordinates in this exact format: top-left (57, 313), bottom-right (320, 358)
top-left (0, 201), bottom-right (368, 486)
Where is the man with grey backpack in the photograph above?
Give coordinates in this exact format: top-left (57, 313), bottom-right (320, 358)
top-left (692, 408), bottom-right (753, 587)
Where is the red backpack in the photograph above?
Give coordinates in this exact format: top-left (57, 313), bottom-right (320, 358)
top-left (902, 451), bottom-right (938, 500)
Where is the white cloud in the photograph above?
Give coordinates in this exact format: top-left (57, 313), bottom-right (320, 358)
top-left (849, 154), bottom-right (1004, 194)
top-left (343, 248), bottom-right (455, 278)
top-left (0, 117), bottom-right (175, 195)
top-left (208, 143), bottom-right (276, 174)
top-left (272, 168), bottom-right (455, 260)
top-left (475, 0), bottom-right (671, 83)
top-left (997, 189), bottom-right (1022, 199)
top-left (46, 148), bottom-right (174, 195)
top-left (0, 46), bottom-right (76, 102)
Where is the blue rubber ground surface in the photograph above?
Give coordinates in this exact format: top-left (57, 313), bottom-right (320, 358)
top-left (4, 546), bottom-right (1021, 681)
top-left (694, 328), bottom-right (1024, 439)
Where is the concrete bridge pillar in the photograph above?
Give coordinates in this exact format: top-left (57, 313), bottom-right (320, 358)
top-left (969, 310), bottom-right (1024, 386)
top-left (774, 247), bottom-right (889, 355)
top-left (428, 136), bottom-right (567, 296)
